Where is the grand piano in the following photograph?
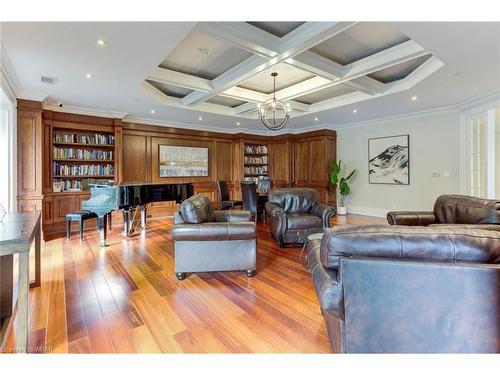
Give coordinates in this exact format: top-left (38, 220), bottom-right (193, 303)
top-left (82, 182), bottom-right (194, 246)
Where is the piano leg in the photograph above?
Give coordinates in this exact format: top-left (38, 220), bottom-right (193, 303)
top-left (140, 205), bottom-right (147, 230)
top-left (122, 209), bottom-right (130, 236)
top-left (97, 214), bottom-right (108, 247)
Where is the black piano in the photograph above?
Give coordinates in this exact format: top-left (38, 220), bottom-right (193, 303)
top-left (82, 182), bottom-right (194, 246)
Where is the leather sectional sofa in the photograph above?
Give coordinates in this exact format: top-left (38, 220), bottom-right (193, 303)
top-left (387, 194), bottom-right (500, 229)
top-left (265, 188), bottom-right (336, 247)
top-left (308, 224), bottom-right (500, 353)
top-left (172, 194), bottom-right (256, 280)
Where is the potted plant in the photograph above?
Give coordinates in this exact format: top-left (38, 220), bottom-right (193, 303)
top-left (329, 160), bottom-right (356, 215)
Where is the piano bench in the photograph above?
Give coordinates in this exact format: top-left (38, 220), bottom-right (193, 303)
top-left (66, 211), bottom-right (112, 240)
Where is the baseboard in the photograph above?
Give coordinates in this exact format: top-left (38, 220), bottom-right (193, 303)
top-left (347, 205), bottom-right (389, 218)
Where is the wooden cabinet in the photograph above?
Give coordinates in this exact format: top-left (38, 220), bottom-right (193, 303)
top-left (17, 100), bottom-right (43, 210)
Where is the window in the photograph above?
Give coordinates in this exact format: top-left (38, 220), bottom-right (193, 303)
top-left (462, 105), bottom-right (499, 198)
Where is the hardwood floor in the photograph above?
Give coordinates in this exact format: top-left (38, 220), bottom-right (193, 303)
top-left (1, 214), bottom-right (384, 353)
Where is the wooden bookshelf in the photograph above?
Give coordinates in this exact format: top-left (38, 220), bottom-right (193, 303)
top-left (243, 143), bottom-right (269, 184)
top-left (51, 128), bottom-right (116, 193)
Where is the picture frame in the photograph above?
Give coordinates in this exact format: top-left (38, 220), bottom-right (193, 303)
top-left (158, 145), bottom-right (209, 177)
top-left (368, 134), bottom-right (410, 185)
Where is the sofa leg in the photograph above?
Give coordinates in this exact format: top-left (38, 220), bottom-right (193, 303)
top-left (176, 272), bottom-right (187, 281)
top-left (246, 270), bottom-right (255, 277)
top-left (279, 242), bottom-right (285, 248)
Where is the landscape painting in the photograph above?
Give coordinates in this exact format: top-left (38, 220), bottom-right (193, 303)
top-left (368, 135), bottom-right (409, 185)
top-left (159, 145), bottom-right (209, 177)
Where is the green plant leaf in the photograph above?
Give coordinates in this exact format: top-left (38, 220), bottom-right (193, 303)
top-left (345, 169), bottom-right (357, 181)
top-left (339, 180), bottom-right (351, 195)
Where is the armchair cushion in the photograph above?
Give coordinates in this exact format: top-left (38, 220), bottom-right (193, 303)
top-left (179, 194), bottom-right (215, 224)
top-left (213, 210), bottom-right (252, 222)
top-left (320, 225), bottom-right (500, 270)
top-left (268, 188), bottom-right (318, 214)
top-left (172, 222), bottom-right (256, 241)
top-left (386, 211), bottom-right (436, 226)
top-left (310, 202), bottom-right (336, 227)
top-left (433, 195), bottom-right (500, 224)
top-left (287, 213), bottom-right (322, 229)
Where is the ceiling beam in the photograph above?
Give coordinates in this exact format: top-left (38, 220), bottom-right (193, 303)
top-left (181, 22), bottom-right (357, 107)
top-left (196, 22), bottom-right (280, 58)
top-left (146, 67), bottom-right (212, 92)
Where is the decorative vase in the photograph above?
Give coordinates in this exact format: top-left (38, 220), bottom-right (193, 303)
top-left (338, 206), bottom-right (347, 215)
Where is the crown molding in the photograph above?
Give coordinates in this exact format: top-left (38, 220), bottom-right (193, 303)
top-left (43, 103), bottom-right (128, 119)
top-left (0, 43), bottom-right (20, 103)
top-left (456, 88), bottom-right (500, 114)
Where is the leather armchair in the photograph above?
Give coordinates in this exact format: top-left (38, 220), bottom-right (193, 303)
top-left (387, 194), bottom-right (500, 229)
top-left (308, 225), bottom-right (500, 353)
top-left (172, 194), bottom-right (256, 280)
top-left (265, 188), bottom-right (335, 247)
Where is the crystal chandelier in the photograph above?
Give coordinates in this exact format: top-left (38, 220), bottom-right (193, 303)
top-left (258, 72), bottom-right (289, 131)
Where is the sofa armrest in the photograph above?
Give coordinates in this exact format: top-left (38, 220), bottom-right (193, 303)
top-left (213, 210), bottom-right (252, 222)
top-left (172, 222), bottom-right (256, 241)
top-left (265, 201), bottom-right (286, 219)
top-left (310, 203), bottom-right (336, 228)
top-left (386, 211), bottom-right (436, 226)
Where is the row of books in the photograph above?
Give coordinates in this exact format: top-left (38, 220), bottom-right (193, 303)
top-left (53, 162), bottom-right (114, 176)
top-left (244, 145), bottom-right (267, 154)
top-left (244, 156), bottom-right (268, 165)
top-left (54, 133), bottom-right (115, 145)
top-left (243, 176), bottom-right (271, 192)
top-left (52, 178), bottom-right (114, 192)
top-left (244, 166), bottom-right (268, 175)
top-left (53, 147), bottom-right (113, 160)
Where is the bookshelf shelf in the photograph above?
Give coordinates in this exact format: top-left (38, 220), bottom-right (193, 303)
top-left (51, 129), bottom-right (116, 192)
top-left (243, 143), bottom-right (269, 184)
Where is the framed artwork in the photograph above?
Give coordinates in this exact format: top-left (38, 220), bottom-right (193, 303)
top-left (368, 134), bottom-right (409, 185)
top-left (158, 145), bottom-right (209, 177)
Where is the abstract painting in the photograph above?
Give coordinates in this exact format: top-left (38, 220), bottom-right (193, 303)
top-left (368, 135), bottom-right (409, 185)
top-left (159, 145), bottom-right (209, 177)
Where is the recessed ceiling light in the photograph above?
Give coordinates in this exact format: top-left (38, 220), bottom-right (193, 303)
top-left (411, 96), bottom-right (417, 101)
top-left (85, 73), bottom-right (93, 79)
top-left (198, 47), bottom-right (211, 55)
top-left (198, 116), bottom-right (203, 121)
top-left (314, 117), bottom-right (319, 121)
top-left (150, 109), bottom-right (155, 114)
top-left (353, 109), bottom-right (357, 113)
top-left (236, 122), bottom-right (240, 126)
top-left (97, 39), bottom-right (108, 46)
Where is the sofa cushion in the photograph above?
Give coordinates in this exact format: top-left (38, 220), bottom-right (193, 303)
top-left (179, 194), bottom-right (215, 224)
top-left (268, 188), bottom-right (318, 214)
top-left (320, 225), bottom-right (500, 270)
top-left (287, 213), bottom-right (323, 229)
top-left (433, 195), bottom-right (500, 224)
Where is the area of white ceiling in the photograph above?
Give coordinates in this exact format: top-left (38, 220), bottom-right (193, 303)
top-left (1, 21), bottom-right (499, 133)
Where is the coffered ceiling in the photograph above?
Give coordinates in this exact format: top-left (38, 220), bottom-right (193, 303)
top-left (1, 22), bottom-right (499, 133)
top-left (142, 21), bottom-right (444, 119)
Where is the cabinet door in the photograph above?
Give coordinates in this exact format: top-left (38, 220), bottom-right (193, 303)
top-left (53, 195), bottom-right (76, 223)
top-left (294, 141), bottom-right (310, 184)
top-left (17, 198), bottom-right (43, 212)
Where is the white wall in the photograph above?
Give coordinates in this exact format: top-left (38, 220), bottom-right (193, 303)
top-left (336, 109), bottom-right (461, 217)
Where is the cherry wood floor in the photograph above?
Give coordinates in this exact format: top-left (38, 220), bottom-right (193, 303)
top-left (1, 214), bottom-right (384, 354)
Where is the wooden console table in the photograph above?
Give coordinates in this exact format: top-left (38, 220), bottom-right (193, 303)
top-left (0, 211), bottom-right (41, 353)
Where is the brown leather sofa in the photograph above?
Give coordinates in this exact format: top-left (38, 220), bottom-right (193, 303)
top-left (308, 225), bottom-right (500, 353)
top-left (265, 188), bottom-right (336, 247)
top-left (172, 194), bottom-right (256, 280)
top-left (387, 194), bottom-right (500, 229)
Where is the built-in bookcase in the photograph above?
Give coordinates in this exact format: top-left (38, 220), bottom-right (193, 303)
top-left (51, 128), bottom-right (116, 192)
top-left (243, 143), bottom-right (269, 184)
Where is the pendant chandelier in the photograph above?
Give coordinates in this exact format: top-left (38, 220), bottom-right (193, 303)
top-left (258, 72), bottom-right (289, 131)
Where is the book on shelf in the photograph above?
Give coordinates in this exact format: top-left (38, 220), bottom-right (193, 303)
top-left (53, 162), bottom-right (114, 176)
top-left (244, 145), bottom-right (267, 154)
top-left (244, 155), bottom-right (267, 164)
top-left (244, 165), bottom-right (268, 175)
top-left (54, 133), bottom-right (115, 145)
top-left (53, 147), bottom-right (113, 160)
top-left (53, 178), bottom-right (114, 192)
